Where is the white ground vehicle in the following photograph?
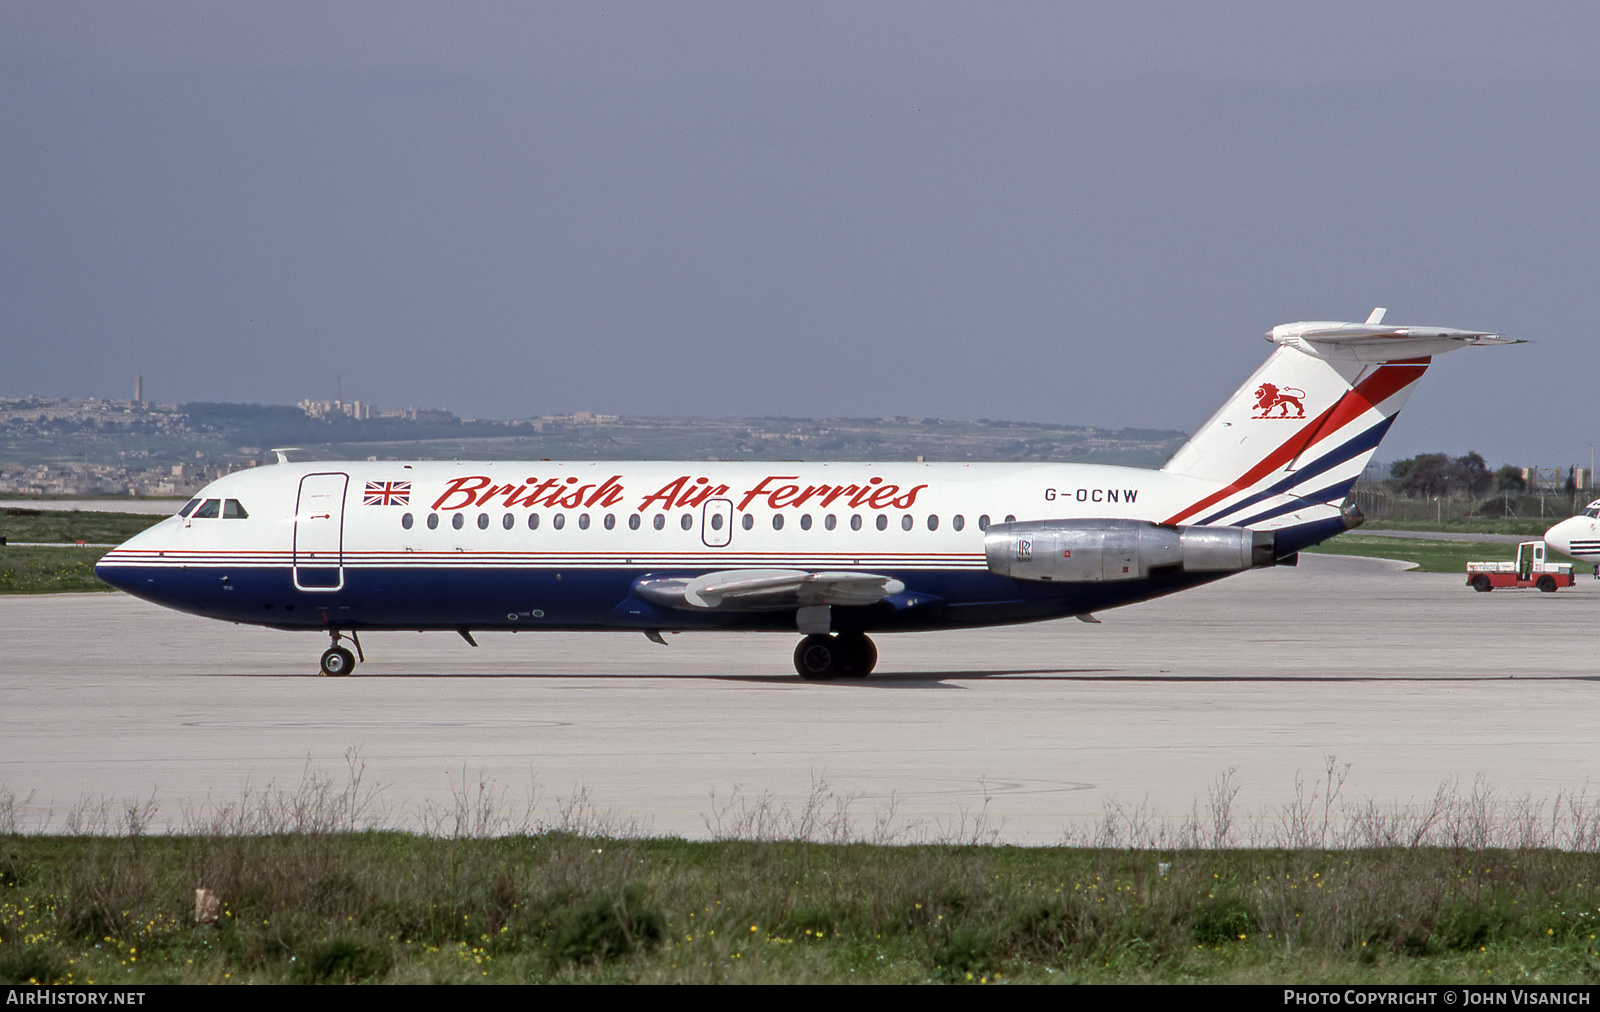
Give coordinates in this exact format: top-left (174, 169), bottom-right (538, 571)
top-left (1466, 541), bottom-right (1574, 592)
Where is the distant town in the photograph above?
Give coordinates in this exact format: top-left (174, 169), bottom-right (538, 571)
top-left (8, 390), bottom-right (1587, 504)
top-left (0, 392), bottom-right (1189, 498)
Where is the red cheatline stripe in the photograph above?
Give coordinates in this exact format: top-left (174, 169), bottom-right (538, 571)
top-left (1163, 359), bottom-right (1429, 525)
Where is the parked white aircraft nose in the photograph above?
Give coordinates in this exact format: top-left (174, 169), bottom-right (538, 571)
top-left (1543, 500), bottom-right (1600, 561)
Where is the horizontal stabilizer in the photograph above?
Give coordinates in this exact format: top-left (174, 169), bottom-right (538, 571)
top-left (1268, 318), bottom-right (1522, 362)
top-left (635, 569), bottom-right (906, 612)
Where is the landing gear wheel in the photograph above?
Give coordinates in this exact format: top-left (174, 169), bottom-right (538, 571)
top-left (794, 634), bottom-right (878, 680)
top-left (834, 633), bottom-right (877, 678)
top-left (1537, 575), bottom-right (1557, 593)
top-left (320, 646), bottom-right (355, 677)
top-left (1471, 574), bottom-right (1492, 593)
top-left (795, 635), bottom-right (840, 680)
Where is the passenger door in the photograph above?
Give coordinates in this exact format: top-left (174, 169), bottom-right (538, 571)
top-left (293, 473), bottom-right (349, 591)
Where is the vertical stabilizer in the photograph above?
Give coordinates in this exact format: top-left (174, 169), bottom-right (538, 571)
top-left (1160, 346), bottom-right (1423, 528)
top-left (1159, 314), bottom-right (1514, 531)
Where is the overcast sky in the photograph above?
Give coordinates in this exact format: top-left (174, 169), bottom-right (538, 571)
top-left (3, 2), bottom-right (1597, 467)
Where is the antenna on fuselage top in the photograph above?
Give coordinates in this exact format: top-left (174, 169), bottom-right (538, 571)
top-left (270, 447), bottom-right (302, 464)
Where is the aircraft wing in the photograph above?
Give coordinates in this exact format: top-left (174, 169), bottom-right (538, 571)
top-left (635, 569), bottom-right (906, 611)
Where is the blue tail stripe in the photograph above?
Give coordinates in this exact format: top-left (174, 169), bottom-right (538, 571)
top-left (1196, 414), bottom-right (1397, 525)
top-left (1231, 479), bottom-right (1359, 528)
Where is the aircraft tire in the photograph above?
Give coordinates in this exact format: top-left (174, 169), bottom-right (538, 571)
top-left (794, 635), bottom-right (842, 681)
top-left (320, 646), bottom-right (356, 677)
top-left (1471, 574), bottom-right (1492, 593)
top-left (834, 633), bottom-right (877, 678)
top-left (1537, 575), bottom-right (1557, 593)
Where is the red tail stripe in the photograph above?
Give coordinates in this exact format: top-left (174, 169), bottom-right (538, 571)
top-left (1163, 359), bottom-right (1430, 525)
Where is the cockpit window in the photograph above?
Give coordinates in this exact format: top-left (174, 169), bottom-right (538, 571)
top-left (191, 499), bottom-right (221, 519)
top-left (1583, 507), bottom-right (1600, 519)
top-left (178, 499), bottom-right (201, 518)
top-left (223, 499), bottom-right (249, 519)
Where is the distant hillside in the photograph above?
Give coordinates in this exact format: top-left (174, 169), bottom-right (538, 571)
top-left (314, 415), bottom-right (1187, 467)
top-left (0, 395), bottom-right (1189, 496)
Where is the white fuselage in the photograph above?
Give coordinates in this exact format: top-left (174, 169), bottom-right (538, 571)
top-left (96, 458), bottom-right (1251, 635)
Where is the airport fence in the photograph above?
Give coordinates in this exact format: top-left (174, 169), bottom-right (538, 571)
top-left (1349, 487), bottom-right (1593, 525)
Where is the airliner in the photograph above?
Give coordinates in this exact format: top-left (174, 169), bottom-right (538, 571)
top-left (96, 311), bottom-right (1515, 680)
top-left (1542, 501), bottom-right (1600, 568)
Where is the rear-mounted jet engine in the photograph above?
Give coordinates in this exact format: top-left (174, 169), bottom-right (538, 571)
top-left (983, 519), bottom-right (1277, 582)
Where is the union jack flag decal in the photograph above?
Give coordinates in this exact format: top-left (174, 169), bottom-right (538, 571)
top-left (363, 480), bottom-right (411, 506)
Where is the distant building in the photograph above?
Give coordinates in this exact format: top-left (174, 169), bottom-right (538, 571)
top-left (297, 398), bottom-right (378, 421)
top-left (540, 411), bottom-right (618, 425)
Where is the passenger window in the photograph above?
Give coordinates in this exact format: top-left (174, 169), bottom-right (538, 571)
top-left (402, 513), bottom-right (413, 530)
top-left (178, 499), bottom-right (201, 518)
top-left (453, 513), bottom-right (465, 530)
top-left (800, 514), bottom-right (812, 531)
top-left (193, 499), bottom-right (220, 519)
top-left (223, 499), bottom-right (249, 519)
top-left (578, 514), bottom-right (590, 530)
top-left (953, 515), bottom-right (964, 532)
top-left (876, 514), bottom-right (888, 531)
top-left (711, 513), bottom-right (724, 530)
top-left (851, 514), bottom-right (862, 531)
top-left (527, 513), bottom-right (540, 530)
top-left (502, 513), bottom-right (515, 530)
top-left (825, 514), bottom-right (837, 531)
top-left (477, 513), bottom-right (489, 530)
top-left (427, 513), bottom-right (439, 530)
top-left (927, 515), bottom-right (938, 531)
top-left (680, 513), bottom-right (693, 531)
top-left (553, 514), bottom-right (566, 530)
top-left (741, 513), bottom-right (753, 530)
top-left (604, 514), bottom-right (616, 530)
top-left (978, 515), bottom-right (990, 531)
top-left (628, 514), bottom-right (640, 530)
top-left (772, 514), bottom-right (784, 531)
top-left (653, 514), bottom-right (665, 530)
top-left (901, 515), bottom-right (913, 531)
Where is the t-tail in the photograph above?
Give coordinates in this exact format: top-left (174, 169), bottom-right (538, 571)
top-left (1160, 309), bottom-right (1520, 554)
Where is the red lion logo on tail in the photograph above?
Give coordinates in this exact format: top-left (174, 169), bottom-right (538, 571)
top-left (1252, 382), bottom-right (1306, 418)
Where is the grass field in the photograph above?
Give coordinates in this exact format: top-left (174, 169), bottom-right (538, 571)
top-left (0, 511), bottom-right (164, 593)
top-left (0, 509), bottom-right (164, 545)
top-left (0, 546), bottom-right (113, 594)
top-left (1303, 534), bottom-right (1589, 575)
top-left (1, 827), bottom-right (1596, 985)
top-left (1361, 518), bottom-right (1562, 537)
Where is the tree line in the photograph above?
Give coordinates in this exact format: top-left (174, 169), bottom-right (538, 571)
top-left (1383, 452), bottom-right (1570, 498)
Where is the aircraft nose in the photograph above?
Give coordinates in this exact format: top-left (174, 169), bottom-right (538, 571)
top-left (94, 557), bottom-right (134, 593)
top-left (1543, 521), bottom-right (1573, 555)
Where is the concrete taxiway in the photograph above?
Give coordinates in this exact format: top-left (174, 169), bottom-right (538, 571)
top-left (3, 553), bottom-right (1595, 844)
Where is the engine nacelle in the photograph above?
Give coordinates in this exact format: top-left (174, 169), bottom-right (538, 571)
top-left (984, 519), bottom-right (1276, 583)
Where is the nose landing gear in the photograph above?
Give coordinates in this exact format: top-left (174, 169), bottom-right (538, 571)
top-left (319, 629), bottom-right (364, 677)
top-left (793, 633), bottom-right (877, 680)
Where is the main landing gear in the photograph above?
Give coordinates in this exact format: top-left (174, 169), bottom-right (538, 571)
top-left (319, 630), bottom-right (364, 677)
top-left (793, 633), bottom-right (878, 680)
